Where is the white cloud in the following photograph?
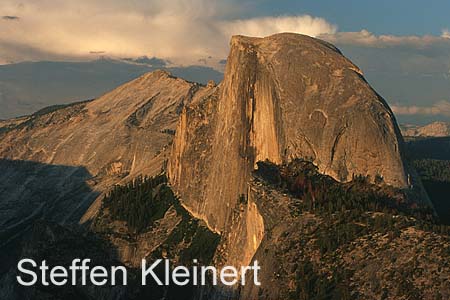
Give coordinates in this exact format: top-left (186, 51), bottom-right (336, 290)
top-left (220, 15), bottom-right (337, 39)
top-left (443, 29), bottom-right (450, 39)
top-left (391, 100), bottom-right (450, 117)
top-left (0, 0), bottom-right (336, 66)
top-left (321, 30), bottom-right (450, 48)
top-left (0, 0), bottom-right (220, 64)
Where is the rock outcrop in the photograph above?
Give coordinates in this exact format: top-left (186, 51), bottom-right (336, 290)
top-left (402, 121), bottom-right (450, 137)
top-left (0, 70), bottom-right (215, 228)
top-left (169, 33), bottom-right (410, 236)
top-left (0, 70), bottom-right (221, 300)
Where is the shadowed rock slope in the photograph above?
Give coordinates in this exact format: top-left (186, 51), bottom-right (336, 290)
top-left (0, 70), bottom-right (216, 226)
top-left (0, 71), bottom-right (220, 300)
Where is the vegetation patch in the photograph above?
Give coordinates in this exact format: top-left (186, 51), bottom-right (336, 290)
top-left (253, 159), bottom-right (450, 299)
top-left (101, 174), bottom-right (175, 233)
top-left (413, 159), bottom-right (450, 224)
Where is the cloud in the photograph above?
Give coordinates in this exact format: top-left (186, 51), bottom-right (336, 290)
top-left (0, 40), bottom-right (78, 65)
top-left (220, 15), bottom-right (336, 39)
top-left (0, 0), bottom-right (336, 66)
top-left (321, 30), bottom-right (450, 49)
top-left (2, 15), bottom-right (19, 20)
top-left (391, 101), bottom-right (450, 117)
top-left (443, 29), bottom-right (450, 39)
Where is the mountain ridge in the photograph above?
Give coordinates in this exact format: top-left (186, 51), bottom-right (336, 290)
top-left (402, 121), bottom-right (450, 137)
top-left (0, 59), bottom-right (223, 119)
top-left (0, 33), bottom-right (448, 300)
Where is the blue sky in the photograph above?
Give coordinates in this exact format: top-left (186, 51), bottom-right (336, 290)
top-left (247, 0), bottom-right (449, 36)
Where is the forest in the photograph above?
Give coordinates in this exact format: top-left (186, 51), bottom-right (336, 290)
top-left (413, 159), bottom-right (450, 224)
top-left (101, 174), bottom-right (175, 233)
top-left (255, 159), bottom-right (450, 299)
top-left (256, 159), bottom-right (450, 253)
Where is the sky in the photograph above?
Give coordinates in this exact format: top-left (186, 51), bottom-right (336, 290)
top-left (1, 0), bottom-right (450, 122)
top-left (253, 1), bottom-right (450, 36)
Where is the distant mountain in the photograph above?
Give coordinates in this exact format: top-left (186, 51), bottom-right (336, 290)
top-left (401, 121), bottom-right (450, 137)
top-left (0, 57), bottom-right (223, 119)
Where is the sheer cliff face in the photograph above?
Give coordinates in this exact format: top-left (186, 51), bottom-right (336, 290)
top-left (169, 33), bottom-right (408, 234)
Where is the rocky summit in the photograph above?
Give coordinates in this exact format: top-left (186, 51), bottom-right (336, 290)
top-left (169, 32), bottom-right (426, 244)
top-left (0, 70), bottom-right (216, 227)
top-left (1, 33), bottom-right (449, 300)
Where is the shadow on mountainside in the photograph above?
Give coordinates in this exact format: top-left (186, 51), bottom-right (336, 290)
top-left (0, 160), bottom-right (220, 300)
top-left (0, 160), bottom-right (131, 299)
top-left (406, 138), bottom-right (450, 224)
top-left (406, 136), bottom-right (450, 160)
top-left (0, 159), bottom-right (101, 274)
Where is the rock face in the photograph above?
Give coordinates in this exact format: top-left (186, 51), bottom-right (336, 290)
top-left (169, 33), bottom-right (409, 236)
top-left (402, 122), bottom-right (450, 137)
top-left (0, 70), bottom-right (215, 229)
top-left (0, 70), bottom-right (222, 300)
